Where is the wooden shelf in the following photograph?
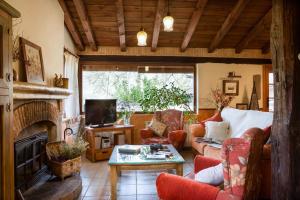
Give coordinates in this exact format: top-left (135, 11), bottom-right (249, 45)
top-left (13, 81), bottom-right (71, 100)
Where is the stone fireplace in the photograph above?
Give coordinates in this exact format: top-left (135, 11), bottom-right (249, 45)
top-left (13, 82), bottom-right (70, 192)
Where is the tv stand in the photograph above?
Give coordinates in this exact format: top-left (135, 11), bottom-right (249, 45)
top-left (89, 123), bottom-right (114, 128)
top-left (84, 125), bottom-right (135, 162)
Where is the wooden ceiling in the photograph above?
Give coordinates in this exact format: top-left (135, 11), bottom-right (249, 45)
top-left (59, 0), bottom-right (272, 54)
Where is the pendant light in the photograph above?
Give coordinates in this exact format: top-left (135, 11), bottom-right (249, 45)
top-left (163, 0), bottom-right (174, 32)
top-left (137, 0), bottom-right (147, 46)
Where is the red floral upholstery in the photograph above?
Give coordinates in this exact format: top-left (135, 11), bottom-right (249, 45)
top-left (156, 128), bottom-right (264, 200)
top-left (140, 109), bottom-right (186, 150)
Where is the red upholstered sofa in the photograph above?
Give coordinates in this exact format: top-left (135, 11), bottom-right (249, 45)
top-left (156, 128), bottom-right (265, 200)
top-left (140, 109), bottom-right (187, 150)
top-left (190, 107), bottom-right (273, 199)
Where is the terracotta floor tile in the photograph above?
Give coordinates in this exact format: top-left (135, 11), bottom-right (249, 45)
top-left (137, 184), bottom-right (157, 195)
top-left (137, 194), bottom-right (159, 200)
top-left (118, 184), bottom-right (136, 195)
top-left (117, 195), bottom-right (137, 200)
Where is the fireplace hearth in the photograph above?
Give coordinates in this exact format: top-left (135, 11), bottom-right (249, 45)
top-left (14, 132), bottom-right (48, 191)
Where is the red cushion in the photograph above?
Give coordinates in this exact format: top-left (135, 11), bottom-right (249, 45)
top-left (263, 126), bottom-right (271, 143)
top-left (200, 112), bottom-right (223, 126)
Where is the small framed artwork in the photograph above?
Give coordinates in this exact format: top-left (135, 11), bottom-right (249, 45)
top-left (223, 80), bottom-right (239, 96)
top-left (20, 37), bottom-right (45, 84)
top-left (236, 103), bottom-right (248, 110)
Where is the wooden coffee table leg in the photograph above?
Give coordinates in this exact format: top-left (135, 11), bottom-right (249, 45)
top-left (110, 165), bottom-right (118, 200)
top-left (176, 164), bottom-right (183, 176)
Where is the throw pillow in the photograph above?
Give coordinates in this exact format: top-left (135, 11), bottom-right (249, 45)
top-left (195, 163), bottom-right (224, 185)
top-left (205, 121), bottom-right (229, 143)
top-left (148, 119), bottom-right (167, 137)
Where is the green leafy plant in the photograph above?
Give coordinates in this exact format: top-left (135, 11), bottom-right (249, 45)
top-left (139, 82), bottom-right (192, 112)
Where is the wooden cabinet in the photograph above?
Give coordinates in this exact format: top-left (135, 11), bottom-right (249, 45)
top-left (85, 125), bottom-right (135, 162)
top-left (0, 2), bottom-right (20, 200)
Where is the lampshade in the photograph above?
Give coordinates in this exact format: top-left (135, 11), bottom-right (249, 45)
top-left (163, 14), bottom-right (174, 32)
top-left (137, 27), bottom-right (147, 46)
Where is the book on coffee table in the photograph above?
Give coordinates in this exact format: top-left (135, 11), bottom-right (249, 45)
top-left (146, 154), bottom-right (166, 160)
top-left (118, 145), bottom-right (141, 154)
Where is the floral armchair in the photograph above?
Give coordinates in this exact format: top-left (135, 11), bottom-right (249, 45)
top-left (156, 128), bottom-right (265, 200)
top-left (140, 109), bottom-right (187, 150)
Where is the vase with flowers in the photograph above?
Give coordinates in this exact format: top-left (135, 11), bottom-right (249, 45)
top-left (210, 88), bottom-right (234, 111)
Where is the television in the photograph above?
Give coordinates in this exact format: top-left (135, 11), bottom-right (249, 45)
top-left (85, 99), bottom-right (117, 127)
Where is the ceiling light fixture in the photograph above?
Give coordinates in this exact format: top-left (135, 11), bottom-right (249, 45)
top-left (163, 0), bottom-right (174, 32)
top-left (137, 0), bottom-right (147, 46)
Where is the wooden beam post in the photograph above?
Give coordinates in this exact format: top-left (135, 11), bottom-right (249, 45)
top-left (180, 0), bottom-right (208, 52)
top-left (271, 0), bottom-right (300, 199)
top-left (151, 0), bottom-right (165, 52)
top-left (115, 0), bottom-right (126, 52)
top-left (208, 0), bottom-right (251, 53)
top-left (235, 8), bottom-right (272, 53)
top-left (58, 0), bottom-right (84, 51)
top-left (73, 0), bottom-right (97, 51)
top-left (261, 42), bottom-right (270, 54)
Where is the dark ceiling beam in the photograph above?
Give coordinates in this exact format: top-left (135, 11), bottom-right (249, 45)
top-left (151, 0), bottom-right (166, 52)
top-left (235, 8), bottom-right (272, 53)
top-left (73, 0), bottom-right (97, 51)
top-left (58, 0), bottom-right (84, 51)
top-left (79, 55), bottom-right (272, 65)
top-left (180, 0), bottom-right (208, 52)
top-left (208, 0), bottom-right (251, 53)
top-left (115, 0), bottom-right (126, 52)
top-left (261, 42), bottom-right (270, 54)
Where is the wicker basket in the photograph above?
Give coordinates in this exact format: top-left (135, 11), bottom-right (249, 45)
top-left (46, 141), bottom-right (81, 180)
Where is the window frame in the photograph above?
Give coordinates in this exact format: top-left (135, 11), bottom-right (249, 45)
top-left (79, 61), bottom-right (197, 114)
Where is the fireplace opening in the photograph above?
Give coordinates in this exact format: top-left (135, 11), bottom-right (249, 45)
top-left (14, 131), bottom-right (48, 191)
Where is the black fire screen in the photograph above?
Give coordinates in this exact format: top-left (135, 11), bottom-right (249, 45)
top-left (14, 132), bottom-right (48, 191)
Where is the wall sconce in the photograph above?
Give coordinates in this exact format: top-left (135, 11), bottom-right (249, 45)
top-left (145, 66), bottom-right (149, 72)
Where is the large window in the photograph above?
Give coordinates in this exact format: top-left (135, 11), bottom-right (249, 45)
top-left (82, 66), bottom-right (195, 112)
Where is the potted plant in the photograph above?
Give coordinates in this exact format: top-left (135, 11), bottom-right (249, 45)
top-left (46, 137), bottom-right (88, 180)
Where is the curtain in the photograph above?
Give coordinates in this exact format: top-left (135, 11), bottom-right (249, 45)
top-left (64, 52), bottom-right (80, 118)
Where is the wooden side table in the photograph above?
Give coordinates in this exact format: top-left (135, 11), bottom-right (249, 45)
top-left (84, 125), bottom-right (135, 162)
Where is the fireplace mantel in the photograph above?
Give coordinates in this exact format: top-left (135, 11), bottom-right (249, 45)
top-left (13, 81), bottom-right (71, 100)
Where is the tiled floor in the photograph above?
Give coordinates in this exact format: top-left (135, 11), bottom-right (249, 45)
top-left (79, 150), bottom-right (194, 200)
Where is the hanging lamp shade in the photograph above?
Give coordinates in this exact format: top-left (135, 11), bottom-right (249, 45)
top-left (137, 27), bottom-right (147, 46)
top-left (163, 13), bottom-right (174, 32)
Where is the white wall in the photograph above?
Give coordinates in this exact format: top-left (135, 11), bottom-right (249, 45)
top-left (8, 0), bottom-right (75, 85)
top-left (197, 63), bottom-right (263, 109)
top-left (64, 26), bottom-right (76, 54)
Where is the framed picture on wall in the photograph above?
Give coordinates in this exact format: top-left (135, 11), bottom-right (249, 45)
top-left (223, 80), bottom-right (239, 96)
top-left (236, 103), bottom-right (248, 110)
top-left (20, 37), bottom-right (45, 84)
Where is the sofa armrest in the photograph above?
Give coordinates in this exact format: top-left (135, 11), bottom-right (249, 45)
top-left (263, 144), bottom-right (271, 160)
top-left (194, 155), bottom-right (221, 173)
top-left (168, 130), bottom-right (187, 150)
top-left (189, 123), bottom-right (206, 137)
top-left (156, 173), bottom-right (220, 200)
top-left (140, 128), bottom-right (154, 139)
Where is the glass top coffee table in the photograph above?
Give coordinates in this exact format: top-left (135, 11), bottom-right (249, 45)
top-left (108, 144), bottom-right (185, 200)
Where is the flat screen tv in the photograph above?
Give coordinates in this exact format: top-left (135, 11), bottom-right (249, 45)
top-left (85, 99), bottom-right (117, 127)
